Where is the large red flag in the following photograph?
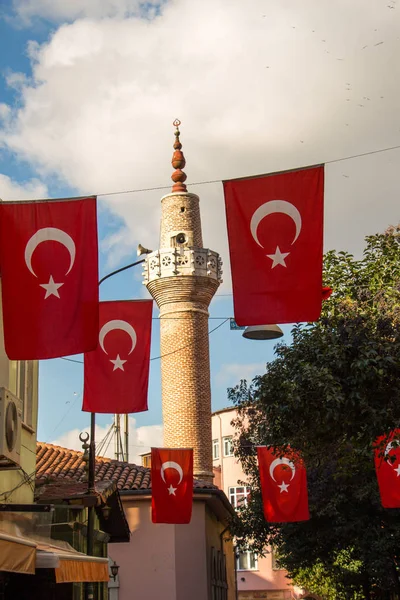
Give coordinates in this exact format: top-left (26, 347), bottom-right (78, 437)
top-left (0, 197), bottom-right (98, 360)
top-left (257, 446), bottom-right (309, 523)
top-left (151, 448), bottom-right (193, 524)
top-left (82, 300), bottom-right (152, 414)
top-left (374, 430), bottom-right (400, 508)
top-left (224, 166), bottom-right (324, 325)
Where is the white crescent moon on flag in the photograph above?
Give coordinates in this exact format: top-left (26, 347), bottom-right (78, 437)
top-left (385, 440), bottom-right (399, 466)
top-left (385, 441), bottom-right (395, 456)
top-left (24, 227), bottom-right (76, 277)
top-left (99, 320), bottom-right (137, 355)
top-left (250, 200), bottom-right (302, 248)
top-left (269, 457), bottom-right (296, 482)
top-left (160, 461), bottom-right (183, 485)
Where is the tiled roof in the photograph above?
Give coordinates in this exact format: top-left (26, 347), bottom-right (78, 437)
top-left (36, 442), bottom-right (217, 492)
top-left (36, 479), bottom-right (115, 503)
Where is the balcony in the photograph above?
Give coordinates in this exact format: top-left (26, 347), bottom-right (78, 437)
top-left (143, 248), bottom-right (222, 285)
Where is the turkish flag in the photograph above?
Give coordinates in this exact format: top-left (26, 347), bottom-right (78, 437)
top-left (257, 446), bottom-right (310, 523)
top-left (223, 166), bottom-right (324, 325)
top-left (151, 448), bottom-right (193, 524)
top-left (374, 430), bottom-right (400, 508)
top-left (82, 300), bottom-right (153, 414)
top-left (0, 197), bottom-right (98, 360)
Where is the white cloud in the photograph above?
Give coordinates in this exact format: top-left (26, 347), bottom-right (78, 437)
top-left (11, 0), bottom-right (162, 24)
top-left (51, 416), bottom-right (163, 464)
top-left (1, 0), bottom-right (400, 273)
top-left (216, 362), bottom-right (266, 387)
top-left (0, 105), bottom-right (11, 122)
top-left (0, 174), bottom-right (48, 201)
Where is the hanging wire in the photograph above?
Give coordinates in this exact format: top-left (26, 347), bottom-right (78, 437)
top-left (96, 422), bottom-right (114, 455)
top-left (3, 143), bottom-right (400, 203)
top-left (63, 142), bottom-right (400, 198)
top-left (59, 317), bottom-right (230, 366)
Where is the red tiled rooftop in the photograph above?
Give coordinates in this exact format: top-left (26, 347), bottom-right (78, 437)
top-left (36, 442), bottom-right (217, 492)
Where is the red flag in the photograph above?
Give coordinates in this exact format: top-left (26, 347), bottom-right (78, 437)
top-left (151, 448), bottom-right (193, 524)
top-left (0, 197), bottom-right (98, 360)
top-left (257, 446), bottom-right (309, 523)
top-left (223, 166), bottom-right (324, 325)
top-left (374, 430), bottom-right (400, 508)
top-left (82, 300), bottom-right (152, 414)
top-left (322, 286), bottom-right (333, 300)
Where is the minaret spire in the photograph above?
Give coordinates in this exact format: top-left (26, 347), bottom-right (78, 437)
top-left (143, 121), bottom-right (222, 482)
top-left (171, 119), bottom-right (187, 193)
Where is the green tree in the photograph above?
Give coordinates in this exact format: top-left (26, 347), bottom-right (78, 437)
top-left (229, 226), bottom-right (400, 599)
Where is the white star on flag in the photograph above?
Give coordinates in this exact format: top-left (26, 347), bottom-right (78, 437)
top-left (167, 484), bottom-right (177, 496)
top-left (266, 246), bottom-right (290, 269)
top-left (110, 355), bottom-right (127, 371)
top-left (39, 275), bottom-right (64, 299)
top-left (395, 465), bottom-right (400, 477)
top-left (278, 481), bottom-right (290, 493)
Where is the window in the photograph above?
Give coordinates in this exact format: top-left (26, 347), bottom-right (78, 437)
top-left (236, 550), bottom-right (258, 571)
top-left (223, 436), bottom-right (233, 457)
top-left (228, 486), bottom-right (251, 509)
top-left (141, 453), bottom-right (152, 468)
top-left (212, 439), bottom-right (219, 460)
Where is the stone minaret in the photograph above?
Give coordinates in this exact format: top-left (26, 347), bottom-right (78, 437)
top-left (143, 121), bottom-right (222, 482)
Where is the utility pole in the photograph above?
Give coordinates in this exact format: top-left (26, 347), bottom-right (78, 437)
top-left (84, 257), bottom-right (147, 600)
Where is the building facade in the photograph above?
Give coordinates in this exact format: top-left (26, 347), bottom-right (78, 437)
top-left (37, 442), bottom-right (237, 600)
top-left (212, 407), bottom-right (302, 600)
top-left (143, 120), bottom-right (222, 482)
top-left (0, 280), bottom-right (39, 505)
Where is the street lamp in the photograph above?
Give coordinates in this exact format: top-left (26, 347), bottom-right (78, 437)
top-left (110, 561), bottom-right (120, 581)
top-left (242, 324), bottom-right (283, 340)
top-left (85, 255), bottom-right (152, 600)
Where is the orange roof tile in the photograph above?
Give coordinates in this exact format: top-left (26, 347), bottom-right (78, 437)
top-left (36, 442), bottom-right (216, 492)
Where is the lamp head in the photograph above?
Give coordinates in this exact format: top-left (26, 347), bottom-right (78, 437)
top-left (242, 324), bottom-right (283, 341)
top-left (110, 560), bottom-right (120, 581)
top-left (137, 244), bottom-right (153, 256)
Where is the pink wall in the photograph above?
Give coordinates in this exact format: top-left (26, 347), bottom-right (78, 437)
top-left (175, 502), bottom-right (208, 600)
top-left (110, 499), bottom-right (177, 600)
top-left (211, 408), bottom-right (297, 596)
top-left (110, 498), bottom-right (210, 600)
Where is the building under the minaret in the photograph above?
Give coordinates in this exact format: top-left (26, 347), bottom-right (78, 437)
top-left (143, 121), bottom-right (222, 482)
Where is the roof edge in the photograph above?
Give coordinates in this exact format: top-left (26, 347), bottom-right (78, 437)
top-left (211, 406), bottom-right (236, 417)
top-left (119, 487), bottom-right (236, 520)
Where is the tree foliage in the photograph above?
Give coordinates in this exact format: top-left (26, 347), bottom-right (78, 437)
top-left (229, 226), bottom-right (400, 599)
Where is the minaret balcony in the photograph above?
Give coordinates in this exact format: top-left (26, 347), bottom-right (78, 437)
top-left (142, 248), bottom-right (222, 285)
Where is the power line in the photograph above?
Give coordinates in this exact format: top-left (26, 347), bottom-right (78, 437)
top-left (59, 317), bottom-right (230, 366)
top-left (150, 318), bottom-right (229, 361)
top-left (79, 142), bottom-right (400, 197)
top-left (5, 143), bottom-right (400, 203)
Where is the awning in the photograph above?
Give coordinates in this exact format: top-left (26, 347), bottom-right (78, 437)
top-left (36, 542), bottom-right (109, 583)
top-left (55, 555), bottom-right (109, 584)
top-left (0, 531), bottom-right (36, 575)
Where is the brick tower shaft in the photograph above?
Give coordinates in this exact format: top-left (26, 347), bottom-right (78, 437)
top-left (143, 122), bottom-right (222, 482)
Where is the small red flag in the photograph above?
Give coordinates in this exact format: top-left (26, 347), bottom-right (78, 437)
top-left (151, 448), bottom-right (193, 524)
top-left (322, 286), bottom-right (333, 300)
top-left (82, 300), bottom-right (152, 414)
top-left (223, 166), bottom-right (324, 326)
top-left (257, 446), bottom-right (310, 523)
top-left (374, 430), bottom-right (400, 508)
top-left (0, 197), bottom-right (98, 360)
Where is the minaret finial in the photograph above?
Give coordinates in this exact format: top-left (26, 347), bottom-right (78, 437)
top-left (171, 119), bottom-right (187, 193)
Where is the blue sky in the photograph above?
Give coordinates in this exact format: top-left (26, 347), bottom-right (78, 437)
top-left (1, 0), bottom-right (399, 460)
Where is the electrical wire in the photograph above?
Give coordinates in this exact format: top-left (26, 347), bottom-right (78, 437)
top-left (3, 143), bottom-right (400, 203)
top-left (150, 317), bottom-right (229, 361)
top-left (96, 422), bottom-right (114, 455)
top-left (59, 317), bottom-right (230, 366)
